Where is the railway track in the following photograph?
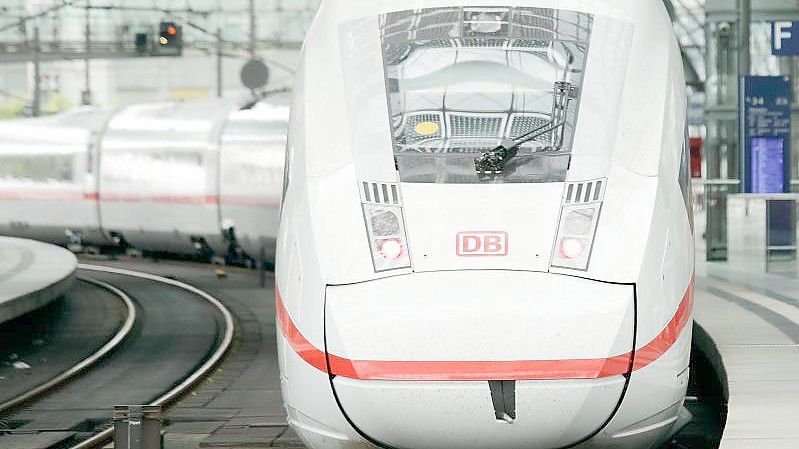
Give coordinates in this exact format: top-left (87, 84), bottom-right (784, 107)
top-left (0, 265), bottom-right (235, 449)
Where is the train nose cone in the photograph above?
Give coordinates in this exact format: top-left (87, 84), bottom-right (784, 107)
top-left (324, 271), bottom-right (635, 449)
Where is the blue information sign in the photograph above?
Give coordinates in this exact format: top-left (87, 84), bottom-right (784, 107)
top-left (772, 21), bottom-right (799, 56)
top-left (739, 76), bottom-right (793, 193)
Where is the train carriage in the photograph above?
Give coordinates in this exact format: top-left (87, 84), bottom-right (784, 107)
top-left (219, 94), bottom-right (291, 260)
top-left (0, 108), bottom-right (112, 246)
top-left (98, 99), bottom-right (237, 255)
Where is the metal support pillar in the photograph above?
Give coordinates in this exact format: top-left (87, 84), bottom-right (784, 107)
top-left (738, 0), bottom-right (751, 77)
top-left (248, 0), bottom-right (256, 58)
top-left (82, 0), bottom-right (92, 105)
top-left (32, 26), bottom-right (41, 117)
top-left (216, 27), bottom-right (223, 97)
top-left (737, 0), bottom-right (751, 191)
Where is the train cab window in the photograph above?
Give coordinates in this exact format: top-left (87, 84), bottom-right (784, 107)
top-left (379, 7), bottom-right (592, 184)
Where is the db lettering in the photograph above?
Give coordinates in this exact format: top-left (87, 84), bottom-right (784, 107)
top-left (456, 232), bottom-right (508, 257)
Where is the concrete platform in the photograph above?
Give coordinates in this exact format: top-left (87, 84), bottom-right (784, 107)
top-left (0, 236), bottom-right (77, 324)
top-left (695, 260), bottom-right (799, 449)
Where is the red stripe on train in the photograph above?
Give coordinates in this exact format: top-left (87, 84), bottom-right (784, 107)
top-left (275, 280), bottom-right (694, 381)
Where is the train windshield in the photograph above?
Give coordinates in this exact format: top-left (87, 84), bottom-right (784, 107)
top-left (379, 7), bottom-right (592, 184)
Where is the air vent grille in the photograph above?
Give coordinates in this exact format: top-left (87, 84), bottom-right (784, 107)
top-left (361, 181), bottom-right (401, 205)
top-left (448, 113), bottom-right (505, 138)
top-left (564, 179), bottom-right (606, 204)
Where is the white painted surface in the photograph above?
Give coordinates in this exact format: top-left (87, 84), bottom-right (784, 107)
top-left (334, 376), bottom-right (625, 449)
top-left (0, 237), bottom-right (76, 323)
top-left (326, 271), bottom-right (634, 361)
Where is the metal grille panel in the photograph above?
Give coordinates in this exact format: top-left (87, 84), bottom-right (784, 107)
top-left (448, 114), bottom-right (505, 138)
top-left (509, 114), bottom-right (552, 141)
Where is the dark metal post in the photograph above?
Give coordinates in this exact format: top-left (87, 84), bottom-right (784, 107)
top-left (248, 0), bottom-right (256, 58)
top-left (32, 26), bottom-right (41, 117)
top-left (82, 1), bottom-right (92, 105)
top-left (113, 405), bottom-right (162, 449)
top-left (737, 0), bottom-right (751, 191)
top-left (738, 0), bottom-right (751, 77)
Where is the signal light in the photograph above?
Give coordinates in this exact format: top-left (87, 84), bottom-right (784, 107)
top-left (154, 21), bottom-right (182, 56)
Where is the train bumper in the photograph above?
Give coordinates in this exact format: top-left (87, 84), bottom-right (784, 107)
top-left (324, 271), bottom-right (635, 448)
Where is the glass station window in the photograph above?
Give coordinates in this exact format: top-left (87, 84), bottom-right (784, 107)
top-left (380, 7), bottom-right (592, 184)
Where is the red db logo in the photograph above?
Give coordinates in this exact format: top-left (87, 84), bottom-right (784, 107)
top-left (456, 232), bottom-right (508, 257)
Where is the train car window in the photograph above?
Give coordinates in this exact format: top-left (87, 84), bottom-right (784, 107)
top-left (0, 155), bottom-right (75, 183)
top-left (379, 7), bottom-right (592, 184)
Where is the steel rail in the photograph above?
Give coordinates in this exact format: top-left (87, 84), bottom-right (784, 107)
top-left (0, 277), bottom-right (137, 413)
top-left (69, 264), bottom-right (236, 449)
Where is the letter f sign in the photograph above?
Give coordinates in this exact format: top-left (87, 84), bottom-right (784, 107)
top-left (773, 21), bottom-right (794, 54)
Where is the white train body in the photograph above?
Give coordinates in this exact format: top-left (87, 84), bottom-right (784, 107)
top-left (220, 96), bottom-right (291, 259)
top-left (277, 1), bottom-right (694, 449)
top-left (0, 109), bottom-right (111, 245)
top-left (99, 100), bottom-right (235, 254)
top-left (0, 97), bottom-right (289, 259)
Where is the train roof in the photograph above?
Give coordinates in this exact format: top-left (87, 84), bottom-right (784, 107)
top-left (107, 98), bottom-right (239, 135)
top-left (0, 108), bottom-right (113, 153)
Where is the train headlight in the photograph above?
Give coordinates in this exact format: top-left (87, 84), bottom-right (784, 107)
top-left (377, 238), bottom-right (404, 260)
top-left (551, 180), bottom-right (606, 271)
top-left (363, 201), bottom-right (411, 272)
top-left (559, 237), bottom-right (587, 260)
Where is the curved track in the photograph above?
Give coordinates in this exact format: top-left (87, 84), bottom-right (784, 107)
top-left (71, 265), bottom-right (235, 449)
top-left (0, 265), bottom-right (234, 449)
top-left (0, 279), bottom-right (133, 412)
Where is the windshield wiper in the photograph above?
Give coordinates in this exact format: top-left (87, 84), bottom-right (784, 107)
top-left (474, 122), bottom-right (565, 175)
top-left (474, 81), bottom-right (573, 176)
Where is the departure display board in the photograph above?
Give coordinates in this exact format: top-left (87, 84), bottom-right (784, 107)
top-left (740, 76), bottom-right (793, 193)
top-left (751, 137), bottom-right (785, 193)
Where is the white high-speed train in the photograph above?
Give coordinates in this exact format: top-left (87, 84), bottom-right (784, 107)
top-left (277, 1), bottom-right (694, 449)
top-left (0, 95), bottom-right (289, 261)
